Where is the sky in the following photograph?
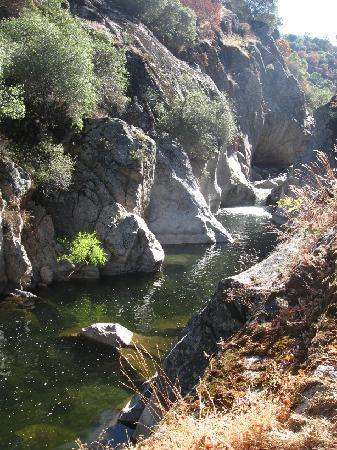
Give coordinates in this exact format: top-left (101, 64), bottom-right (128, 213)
top-left (278, 0), bottom-right (337, 45)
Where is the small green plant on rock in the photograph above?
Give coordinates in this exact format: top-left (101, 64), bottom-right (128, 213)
top-left (277, 197), bottom-right (303, 213)
top-left (58, 232), bottom-right (107, 275)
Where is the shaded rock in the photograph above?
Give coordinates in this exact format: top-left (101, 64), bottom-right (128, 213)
top-left (133, 392), bottom-right (161, 441)
top-left (119, 395), bottom-right (147, 426)
top-left (0, 160), bottom-right (33, 290)
top-left (148, 140), bottom-right (232, 245)
top-left (70, 265), bottom-right (100, 280)
top-left (53, 260), bottom-right (74, 282)
top-left (0, 160), bottom-right (31, 202)
top-left (97, 204), bottom-right (164, 276)
top-left (0, 195), bottom-right (7, 293)
top-left (22, 203), bottom-right (58, 282)
top-left (40, 266), bottom-right (54, 285)
top-left (80, 323), bottom-right (133, 348)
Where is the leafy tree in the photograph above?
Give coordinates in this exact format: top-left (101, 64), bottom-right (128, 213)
top-left (158, 87), bottom-right (237, 161)
top-left (0, 0), bottom-right (38, 18)
top-left (29, 139), bottom-right (75, 192)
top-left (58, 232), bottom-right (107, 274)
top-left (113, 0), bottom-right (197, 47)
top-left (4, 136), bottom-right (75, 192)
top-left (230, 0), bottom-right (279, 30)
top-left (0, 7), bottom-right (97, 129)
top-left (278, 35), bottom-right (337, 109)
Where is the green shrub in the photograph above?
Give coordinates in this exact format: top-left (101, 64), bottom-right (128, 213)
top-left (114, 0), bottom-right (197, 47)
top-left (58, 232), bottom-right (107, 269)
top-left (231, 0), bottom-right (279, 30)
top-left (0, 7), bottom-right (97, 129)
top-left (31, 139), bottom-right (75, 192)
top-left (0, 40), bottom-right (25, 120)
top-left (0, 1), bottom-right (129, 129)
top-left (91, 29), bottom-right (129, 114)
top-left (158, 87), bottom-right (237, 161)
top-left (5, 137), bottom-right (75, 192)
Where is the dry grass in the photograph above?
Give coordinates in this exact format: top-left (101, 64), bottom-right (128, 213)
top-left (135, 394), bottom-right (336, 450)
top-left (280, 150), bottom-right (337, 243)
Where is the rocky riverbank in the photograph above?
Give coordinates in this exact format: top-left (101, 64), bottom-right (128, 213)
top-left (0, 0), bottom-right (310, 297)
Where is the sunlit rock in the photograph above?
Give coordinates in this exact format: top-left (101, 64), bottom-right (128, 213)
top-left (80, 323), bottom-right (134, 348)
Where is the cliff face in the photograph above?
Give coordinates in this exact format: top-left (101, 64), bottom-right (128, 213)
top-left (0, 0), bottom-right (308, 294)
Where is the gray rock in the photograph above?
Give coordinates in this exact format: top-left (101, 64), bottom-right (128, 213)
top-left (71, 265), bottom-right (100, 280)
top-left (80, 323), bottom-right (133, 348)
top-left (54, 260), bottom-right (75, 282)
top-left (314, 365), bottom-right (337, 380)
top-left (148, 140), bottom-right (233, 245)
top-left (43, 119), bottom-right (164, 275)
top-left (119, 394), bottom-right (147, 426)
top-left (0, 160), bottom-right (31, 202)
top-left (0, 161), bottom-right (33, 290)
top-left (162, 237), bottom-right (303, 394)
top-left (218, 152), bottom-right (256, 207)
top-left (0, 195), bottom-right (7, 293)
top-left (40, 266), bottom-right (54, 285)
top-left (133, 392), bottom-right (161, 441)
top-left (22, 203), bottom-right (58, 282)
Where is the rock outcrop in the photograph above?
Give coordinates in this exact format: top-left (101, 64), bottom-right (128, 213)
top-left (162, 237), bottom-right (303, 393)
top-left (147, 140), bottom-right (232, 244)
top-left (69, 0), bottom-right (308, 209)
top-left (0, 0), bottom-right (310, 293)
top-left (131, 237), bottom-right (304, 439)
top-left (43, 118), bottom-right (165, 276)
top-left (0, 161), bottom-right (33, 292)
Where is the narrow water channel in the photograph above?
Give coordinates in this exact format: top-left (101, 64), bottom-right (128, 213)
top-left (0, 207), bottom-right (277, 450)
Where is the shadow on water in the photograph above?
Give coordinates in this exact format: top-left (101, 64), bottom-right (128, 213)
top-left (0, 207), bottom-right (277, 449)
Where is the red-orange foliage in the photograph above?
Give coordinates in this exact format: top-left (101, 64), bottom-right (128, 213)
top-left (276, 39), bottom-right (292, 59)
top-left (306, 52), bottom-right (320, 67)
top-left (180, 0), bottom-right (222, 40)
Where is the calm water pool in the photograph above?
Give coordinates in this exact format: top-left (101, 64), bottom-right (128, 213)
top-left (0, 208), bottom-right (276, 449)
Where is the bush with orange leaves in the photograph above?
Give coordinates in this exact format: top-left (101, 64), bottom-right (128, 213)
top-left (180, 0), bottom-right (222, 40)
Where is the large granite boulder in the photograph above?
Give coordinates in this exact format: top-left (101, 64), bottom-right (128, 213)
top-left (148, 140), bottom-right (232, 245)
top-left (43, 118), bottom-right (164, 275)
top-left (96, 203), bottom-right (164, 275)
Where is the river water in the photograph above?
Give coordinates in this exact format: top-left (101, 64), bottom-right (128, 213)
top-left (0, 207), bottom-right (276, 450)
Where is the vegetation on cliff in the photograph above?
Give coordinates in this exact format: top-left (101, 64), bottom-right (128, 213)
top-left (156, 86), bottom-right (237, 161)
top-left (0, 0), bottom-right (128, 191)
top-left (277, 35), bottom-right (337, 109)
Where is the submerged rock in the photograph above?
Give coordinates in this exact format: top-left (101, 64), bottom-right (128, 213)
top-left (80, 323), bottom-right (134, 348)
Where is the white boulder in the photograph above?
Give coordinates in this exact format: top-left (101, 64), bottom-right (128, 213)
top-left (80, 323), bottom-right (133, 348)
